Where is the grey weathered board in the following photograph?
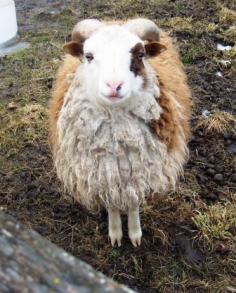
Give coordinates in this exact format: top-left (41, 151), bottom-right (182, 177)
top-left (0, 211), bottom-right (135, 293)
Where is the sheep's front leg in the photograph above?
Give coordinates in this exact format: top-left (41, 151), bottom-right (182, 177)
top-left (108, 208), bottom-right (122, 247)
top-left (128, 207), bottom-right (142, 247)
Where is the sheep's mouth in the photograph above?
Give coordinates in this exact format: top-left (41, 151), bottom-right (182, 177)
top-left (104, 94), bottom-right (127, 102)
top-left (107, 96), bottom-right (123, 102)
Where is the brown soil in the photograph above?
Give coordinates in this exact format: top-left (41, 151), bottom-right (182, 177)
top-left (0, 0), bottom-right (235, 292)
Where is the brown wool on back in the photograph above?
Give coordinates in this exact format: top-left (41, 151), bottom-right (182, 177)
top-left (150, 32), bottom-right (191, 149)
top-left (49, 55), bottom-right (80, 153)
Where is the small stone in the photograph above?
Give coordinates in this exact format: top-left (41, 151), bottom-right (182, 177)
top-left (217, 43), bottom-right (232, 51)
top-left (209, 156), bottom-right (215, 163)
top-left (190, 135), bottom-right (196, 142)
top-left (227, 144), bottom-right (236, 155)
top-left (202, 109), bottom-right (210, 117)
top-left (219, 59), bottom-right (231, 67)
top-left (207, 164), bottom-right (215, 169)
top-left (7, 102), bottom-right (18, 110)
top-left (229, 226), bottom-right (236, 236)
top-left (205, 193), bottom-right (217, 200)
top-left (215, 71), bottom-right (223, 77)
top-left (217, 192), bottom-right (227, 201)
top-left (197, 131), bottom-right (203, 137)
top-left (215, 165), bottom-right (224, 173)
top-left (197, 174), bottom-right (207, 184)
top-left (231, 174), bottom-right (236, 182)
top-left (198, 149), bottom-right (206, 156)
top-left (215, 243), bottom-right (231, 255)
top-left (206, 168), bottom-right (215, 176)
top-left (223, 133), bottom-right (231, 139)
top-left (214, 173), bottom-right (223, 182)
top-left (231, 133), bottom-right (236, 140)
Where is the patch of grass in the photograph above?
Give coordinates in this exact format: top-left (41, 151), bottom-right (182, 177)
top-left (108, 249), bottom-right (121, 261)
top-left (219, 7), bottom-right (236, 25)
top-left (181, 46), bottom-right (205, 65)
top-left (222, 25), bottom-right (236, 43)
top-left (0, 28), bottom-right (63, 158)
top-left (1, 1), bottom-right (236, 293)
top-left (0, 104), bottom-right (47, 157)
top-left (206, 22), bottom-right (218, 33)
top-left (193, 203), bottom-right (236, 244)
top-left (223, 45), bottom-right (236, 59)
top-left (149, 256), bottom-right (190, 291)
top-left (113, 0), bottom-right (169, 6)
top-left (195, 111), bottom-right (236, 134)
top-left (175, 3), bottom-right (185, 12)
top-left (73, 0), bottom-right (170, 20)
top-left (164, 16), bottom-right (193, 32)
top-left (154, 18), bottom-right (213, 36)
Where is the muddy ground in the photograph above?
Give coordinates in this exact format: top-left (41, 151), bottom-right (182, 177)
top-left (0, 0), bottom-right (236, 292)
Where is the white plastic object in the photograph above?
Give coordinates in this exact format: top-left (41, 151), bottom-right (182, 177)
top-left (0, 0), bottom-right (18, 47)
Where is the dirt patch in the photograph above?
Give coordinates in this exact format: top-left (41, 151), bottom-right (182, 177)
top-left (0, 0), bottom-right (236, 292)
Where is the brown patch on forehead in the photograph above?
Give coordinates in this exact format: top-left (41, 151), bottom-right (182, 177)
top-left (130, 43), bottom-right (148, 87)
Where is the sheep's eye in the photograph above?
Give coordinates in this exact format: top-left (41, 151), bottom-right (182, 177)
top-left (85, 53), bottom-right (94, 62)
top-left (137, 52), bottom-right (145, 60)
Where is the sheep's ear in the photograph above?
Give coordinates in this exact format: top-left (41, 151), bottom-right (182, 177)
top-left (145, 42), bottom-right (166, 58)
top-left (63, 41), bottom-right (83, 57)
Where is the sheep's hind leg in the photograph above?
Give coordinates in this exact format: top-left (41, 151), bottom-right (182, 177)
top-left (108, 208), bottom-right (122, 247)
top-left (128, 207), bottom-right (142, 247)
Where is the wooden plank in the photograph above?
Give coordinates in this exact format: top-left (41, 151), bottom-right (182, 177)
top-left (0, 211), bottom-right (135, 293)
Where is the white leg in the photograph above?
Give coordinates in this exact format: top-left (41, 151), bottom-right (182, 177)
top-left (128, 207), bottom-right (142, 247)
top-left (108, 208), bottom-right (122, 247)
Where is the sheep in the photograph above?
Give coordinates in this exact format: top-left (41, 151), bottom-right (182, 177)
top-left (49, 18), bottom-right (191, 247)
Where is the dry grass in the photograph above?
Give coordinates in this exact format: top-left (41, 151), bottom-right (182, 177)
top-left (219, 7), bottom-right (236, 25)
top-left (0, 1), bottom-right (236, 292)
top-left (0, 103), bottom-right (47, 156)
top-left (223, 25), bottom-right (236, 43)
top-left (193, 202), bottom-right (236, 245)
top-left (223, 45), bottom-right (236, 59)
top-left (206, 23), bottom-right (218, 33)
top-left (163, 16), bottom-right (193, 32)
top-left (195, 111), bottom-right (236, 134)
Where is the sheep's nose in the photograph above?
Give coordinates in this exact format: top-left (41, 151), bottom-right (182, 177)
top-left (106, 81), bottom-right (123, 97)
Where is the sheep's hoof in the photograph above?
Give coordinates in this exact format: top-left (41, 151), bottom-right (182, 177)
top-left (109, 229), bottom-right (123, 247)
top-left (129, 229), bottom-right (142, 247)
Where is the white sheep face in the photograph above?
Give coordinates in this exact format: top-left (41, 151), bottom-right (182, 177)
top-left (64, 20), bottom-right (165, 107)
top-left (81, 26), bottom-right (145, 106)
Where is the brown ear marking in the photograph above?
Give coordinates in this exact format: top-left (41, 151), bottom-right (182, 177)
top-left (63, 41), bottom-right (83, 57)
top-left (145, 42), bottom-right (166, 57)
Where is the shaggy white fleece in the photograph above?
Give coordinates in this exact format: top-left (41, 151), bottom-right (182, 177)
top-left (55, 67), bottom-right (187, 211)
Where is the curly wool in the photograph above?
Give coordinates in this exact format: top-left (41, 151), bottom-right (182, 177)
top-left (55, 70), bottom-right (187, 211)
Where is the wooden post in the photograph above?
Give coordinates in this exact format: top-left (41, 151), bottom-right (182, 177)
top-left (0, 211), bottom-right (135, 293)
